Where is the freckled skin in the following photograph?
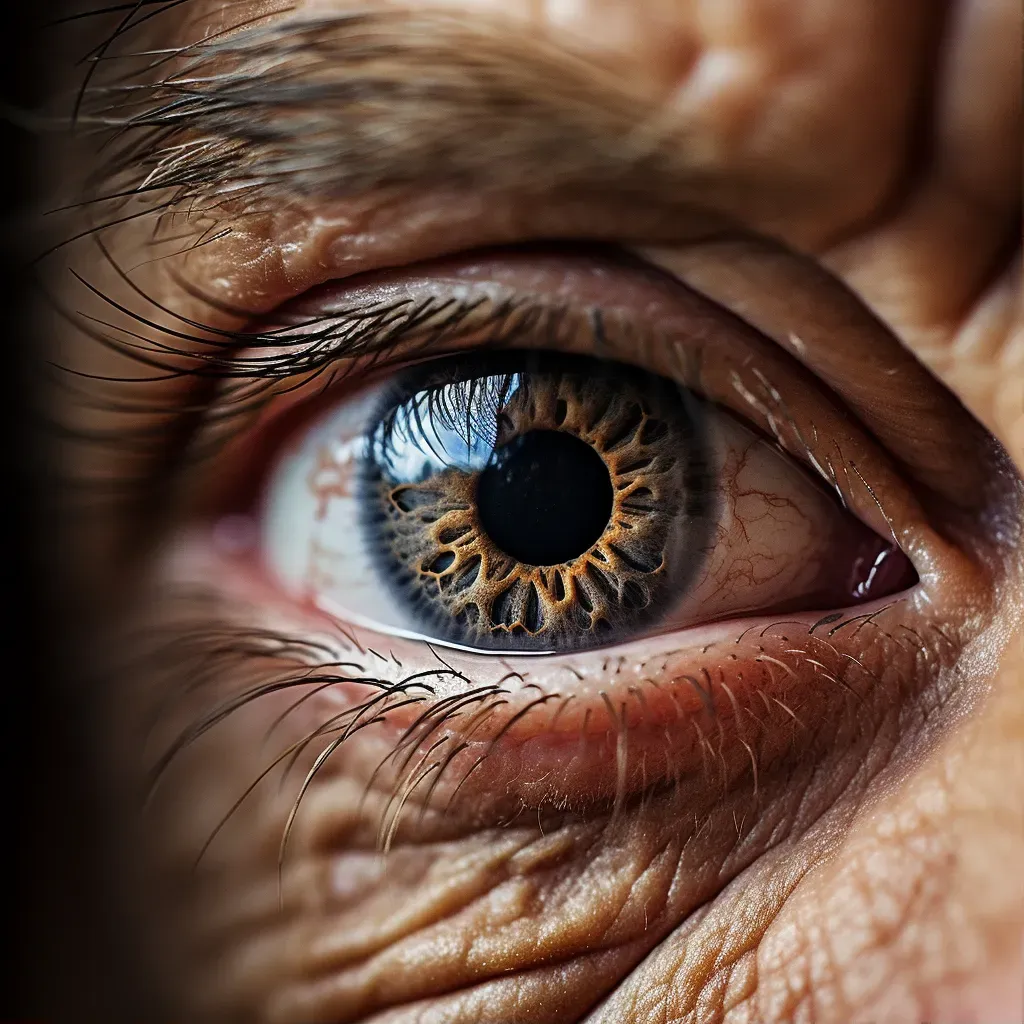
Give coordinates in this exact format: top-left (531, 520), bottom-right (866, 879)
top-left (56, 1), bottom-right (1022, 1022)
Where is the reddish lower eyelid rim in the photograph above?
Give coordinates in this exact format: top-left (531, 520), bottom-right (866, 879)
top-left (174, 527), bottom-right (971, 824)
top-left (300, 591), bottom-right (944, 817)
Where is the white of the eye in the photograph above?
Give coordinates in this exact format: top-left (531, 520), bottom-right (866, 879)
top-left (261, 384), bottom-right (422, 634)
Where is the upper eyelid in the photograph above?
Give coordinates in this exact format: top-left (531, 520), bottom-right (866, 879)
top-left (57, 210), bottom-right (1004, 598)
top-left (54, 5), bottom-right (1012, 496)
top-left (189, 251), bottom-right (944, 560)
top-left (641, 239), bottom-right (1012, 518)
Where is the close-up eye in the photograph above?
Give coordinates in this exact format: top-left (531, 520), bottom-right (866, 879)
top-left (261, 345), bottom-right (911, 654)
top-left (151, 236), bottom-right (995, 834)
top-left (97, 230), bottom-right (1015, 1024)
top-left (16, 3), bottom-right (1022, 1023)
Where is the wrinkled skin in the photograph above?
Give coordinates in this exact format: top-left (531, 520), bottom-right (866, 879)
top-left (47, 1), bottom-right (1022, 1022)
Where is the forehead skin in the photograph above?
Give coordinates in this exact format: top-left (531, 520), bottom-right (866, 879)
top-left (65, 0), bottom-right (1023, 1020)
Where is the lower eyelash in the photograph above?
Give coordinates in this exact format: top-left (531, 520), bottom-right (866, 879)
top-left (131, 573), bottom-right (949, 887)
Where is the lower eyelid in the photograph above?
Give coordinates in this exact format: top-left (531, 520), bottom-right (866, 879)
top-left (155, 530), bottom-right (982, 835)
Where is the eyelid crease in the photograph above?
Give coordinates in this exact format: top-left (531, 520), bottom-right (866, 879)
top-left (642, 237), bottom-right (1017, 522)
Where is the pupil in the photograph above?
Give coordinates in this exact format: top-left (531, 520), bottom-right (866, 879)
top-left (476, 429), bottom-right (613, 566)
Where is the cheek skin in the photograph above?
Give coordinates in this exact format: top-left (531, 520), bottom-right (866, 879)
top-left (591, 622), bottom-right (1024, 1024)
top-left (125, 645), bottom-right (900, 1024)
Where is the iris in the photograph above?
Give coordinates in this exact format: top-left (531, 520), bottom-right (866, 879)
top-left (359, 352), bottom-right (715, 651)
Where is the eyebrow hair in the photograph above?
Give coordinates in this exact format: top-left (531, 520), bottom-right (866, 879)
top-left (75, 7), bottom-right (693, 220)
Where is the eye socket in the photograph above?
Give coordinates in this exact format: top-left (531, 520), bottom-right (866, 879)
top-left (137, 241), bottom-right (1000, 846)
top-left (260, 349), bottom-right (914, 654)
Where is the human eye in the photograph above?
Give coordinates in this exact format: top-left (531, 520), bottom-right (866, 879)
top-left (252, 269), bottom-right (912, 657)
top-left (92, 238), bottom-right (1014, 1021)
top-left (37, 3), bottom-right (1022, 1023)
top-left (138, 235), bottom-right (1006, 850)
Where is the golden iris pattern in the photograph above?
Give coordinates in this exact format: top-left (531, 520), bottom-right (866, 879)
top-left (359, 353), bottom-right (714, 651)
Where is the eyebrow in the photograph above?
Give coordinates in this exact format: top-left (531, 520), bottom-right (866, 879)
top-left (78, 7), bottom-right (691, 216)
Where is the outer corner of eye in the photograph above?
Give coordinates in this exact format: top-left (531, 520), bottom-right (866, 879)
top-left (253, 348), bottom-right (916, 657)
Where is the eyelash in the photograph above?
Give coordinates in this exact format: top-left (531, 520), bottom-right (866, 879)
top-left (140, 581), bottom-right (931, 869)
top-left (70, 241), bottom-right (525, 381)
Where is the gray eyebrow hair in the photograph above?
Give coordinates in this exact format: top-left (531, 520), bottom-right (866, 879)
top-left (74, 7), bottom-right (691, 219)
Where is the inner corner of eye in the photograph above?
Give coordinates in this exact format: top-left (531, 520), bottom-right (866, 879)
top-left (233, 350), bottom-right (917, 655)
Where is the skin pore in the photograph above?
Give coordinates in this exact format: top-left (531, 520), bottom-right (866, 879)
top-left (42, 1), bottom-right (1021, 1022)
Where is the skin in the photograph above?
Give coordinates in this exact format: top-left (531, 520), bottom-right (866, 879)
top-left (40, 0), bottom-right (1022, 1021)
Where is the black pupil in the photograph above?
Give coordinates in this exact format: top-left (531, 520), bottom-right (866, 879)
top-left (476, 429), bottom-right (613, 566)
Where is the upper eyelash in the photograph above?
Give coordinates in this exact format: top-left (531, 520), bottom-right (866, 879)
top-left (51, 240), bottom-right (878, 531)
top-left (48, 239), bottom-right (591, 499)
top-left (55, 243), bottom-right (924, 582)
top-left (57, 238), bottom-right (568, 397)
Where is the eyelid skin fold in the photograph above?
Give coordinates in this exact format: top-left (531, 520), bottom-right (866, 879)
top-left (641, 237), bottom-right (1017, 522)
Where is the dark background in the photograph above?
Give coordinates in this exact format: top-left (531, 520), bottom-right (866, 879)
top-left (3, 5), bottom-right (150, 1019)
